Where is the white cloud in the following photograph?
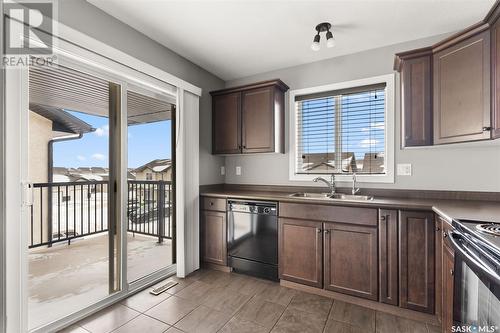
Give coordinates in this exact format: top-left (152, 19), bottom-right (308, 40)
top-left (359, 139), bottom-right (379, 148)
top-left (362, 122), bottom-right (385, 132)
top-left (91, 153), bottom-right (106, 161)
top-left (94, 125), bottom-right (109, 137)
top-left (77, 155), bottom-right (86, 161)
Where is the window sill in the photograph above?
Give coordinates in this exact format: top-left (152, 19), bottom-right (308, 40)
top-left (289, 173), bottom-right (395, 184)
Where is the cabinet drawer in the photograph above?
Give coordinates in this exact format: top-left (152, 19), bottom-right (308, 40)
top-left (279, 202), bottom-right (377, 226)
top-left (201, 196), bottom-right (226, 212)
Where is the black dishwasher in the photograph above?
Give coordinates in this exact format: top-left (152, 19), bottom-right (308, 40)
top-left (227, 200), bottom-right (278, 281)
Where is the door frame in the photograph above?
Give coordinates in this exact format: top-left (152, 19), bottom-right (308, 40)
top-left (0, 1), bottom-right (6, 331)
top-left (4, 19), bottom-right (199, 333)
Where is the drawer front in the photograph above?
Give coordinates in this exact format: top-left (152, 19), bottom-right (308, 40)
top-left (279, 202), bottom-right (377, 226)
top-left (201, 196), bottom-right (226, 212)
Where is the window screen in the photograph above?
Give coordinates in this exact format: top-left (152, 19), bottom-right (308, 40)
top-left (295, 84), bottom-right (386, 175)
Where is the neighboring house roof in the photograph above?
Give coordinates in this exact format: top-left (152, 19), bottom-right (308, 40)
top-left (53, 167), bottom-right (137, 181)
top-left (53, 174), bottom-right (71, 182)
top-left (152, 165), bottom-right (169, 172)
top-left (135, 159), bottom-right (171, 173)
top-left (29, 103), bottom-right (95, 135)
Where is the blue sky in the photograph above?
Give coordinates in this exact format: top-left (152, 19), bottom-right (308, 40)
top-left (53, 111), bottom-right (172, 168)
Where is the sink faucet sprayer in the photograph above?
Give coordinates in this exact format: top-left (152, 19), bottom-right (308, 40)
top-left (352, 173), bottom-right (360, 195)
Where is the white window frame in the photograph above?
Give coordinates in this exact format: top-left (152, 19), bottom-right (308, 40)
top-left (289, 74), bottom-right (395, 183)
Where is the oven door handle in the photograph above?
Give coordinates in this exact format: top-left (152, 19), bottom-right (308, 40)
top-left (449, 231), bottom-right (500, 286)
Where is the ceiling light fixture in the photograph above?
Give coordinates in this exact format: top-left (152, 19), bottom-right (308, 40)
top-left (311, 22), bottom-right (335, 51)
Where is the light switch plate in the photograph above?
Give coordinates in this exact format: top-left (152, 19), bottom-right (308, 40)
top-left (235, 166), bottom-right (242, 176)
top-left (220, 166), bottom-right (225, 176)
top-left (397, 163), bottom-right (412, 176)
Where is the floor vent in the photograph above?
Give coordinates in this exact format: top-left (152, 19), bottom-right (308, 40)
top-left (150, 281), bottom-right (178, 296)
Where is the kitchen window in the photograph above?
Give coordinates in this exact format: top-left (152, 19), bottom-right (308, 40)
top-left (289, 74), bottom-right (395, 183)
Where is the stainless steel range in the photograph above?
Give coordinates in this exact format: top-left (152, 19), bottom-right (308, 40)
top-left (450, 219), bottom-right (500, 330)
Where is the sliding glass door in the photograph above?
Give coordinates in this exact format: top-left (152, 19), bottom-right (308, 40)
top-left (23, 59), bottom-right (178, 330)
top-left (126, 88), bottom-right (176, 282)
top-left (27, 64), bottom-right (121, 330)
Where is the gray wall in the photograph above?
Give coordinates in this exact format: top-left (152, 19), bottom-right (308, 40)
top-left (224, 35), bottom-right (500, 192)
top-left (58, 0), bottom-right (225, 185)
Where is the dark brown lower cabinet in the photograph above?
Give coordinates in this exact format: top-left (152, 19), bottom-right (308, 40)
top-left (379, 209), bottom-right (399, 305)
top-left (442, 243), bottom-right (454, 333)
top-left (201, 210), bottom-right (227, 266)
top-left (278, 218), bottom-right (323, 288)
top-left (324, 222), bottom-right (378, 301)
top-left (399, 211), bottom-right (435, 314)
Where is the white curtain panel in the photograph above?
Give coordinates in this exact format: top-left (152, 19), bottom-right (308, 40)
top-left (176, 90), bottom-right (200, 277)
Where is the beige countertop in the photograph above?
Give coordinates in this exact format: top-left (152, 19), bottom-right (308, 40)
top-left (200, 189), bottom-right (500, 223)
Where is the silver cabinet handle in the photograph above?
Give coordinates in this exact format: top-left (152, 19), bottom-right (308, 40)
top-left (316, 228), bottom-right (322, 233)
top-left (324, 230), bottom-right (329, 234)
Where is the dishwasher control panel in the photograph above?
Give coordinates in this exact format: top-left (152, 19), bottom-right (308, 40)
top-left (228, 200), bottom-right (277, 215)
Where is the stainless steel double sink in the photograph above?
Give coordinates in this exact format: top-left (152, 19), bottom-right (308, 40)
top-left (288, 192), bottom-right (374, 201)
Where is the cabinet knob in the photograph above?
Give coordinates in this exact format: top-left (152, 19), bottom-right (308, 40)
top-left (443, 231), bottom-right (448, 239)
top-left (450, 269), bottom-right (454, 276)
top-left (210, 202), bottom-right (214, 206)
top-left (380, 215), bottom-right (386, 221)
top-left (483, 126), bottom-right (492, 131)
top-left (317, 228), bottom-right (322, 233)
top-left (324, 229), bottom-right (329, 234)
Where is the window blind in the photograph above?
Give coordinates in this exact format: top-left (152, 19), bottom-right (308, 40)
top-left (295, 85), bottom-right (386, 175)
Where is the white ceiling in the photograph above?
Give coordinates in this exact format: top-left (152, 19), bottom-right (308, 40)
top-left (88, 0), bottom-right (495, 81)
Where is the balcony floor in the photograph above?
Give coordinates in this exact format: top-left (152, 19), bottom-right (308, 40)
top-left (29, 233), bottom-right (172, 330)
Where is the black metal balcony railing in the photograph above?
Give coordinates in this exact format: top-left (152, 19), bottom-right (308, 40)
top-left (29, 180), bottom-right (172, 249)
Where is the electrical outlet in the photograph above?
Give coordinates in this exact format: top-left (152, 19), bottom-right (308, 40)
top-left (236, 166), bottom-right (242, 176)
top-left (397, 163), bottom-right (412, 176)
top-left (220, 166), bottom-right (225, 176)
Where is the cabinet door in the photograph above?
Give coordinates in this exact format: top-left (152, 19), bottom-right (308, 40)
top-left (433, 30), bottom-right (491, 144)
top-left (401, 55), bottom-right (433, 146)
top-left (278, 218), bottom-right (323, 288)
top-left (442, 243), bottom-right (454, 333)
top-left (324, 222), bottom-right (378, 300)
top-left (379, 209), bottom-right (398, 305)
top-left (399, 211), bottom-right (435, 313)
top-left (241, 87), bottom-right (275, 153)
top-left (212, 92), bottom-right (241, 154)
top-left (201, 210), bottom-right (227, 265)
top-left (435, 216), bottom-right (443, 322)
top-left (492, 18), bottom-right (500, 139)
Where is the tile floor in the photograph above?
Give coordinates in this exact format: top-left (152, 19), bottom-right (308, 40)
top-left (59, 269), bottom-right (441, 333)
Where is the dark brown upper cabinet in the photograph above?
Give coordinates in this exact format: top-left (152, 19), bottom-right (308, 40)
top-left (491, 13), bottom-right (500, 139)
top-left (433, 30), bottom-right (491, 144)
top-left (399, 211), bottom-right (435, 314)
top-left (210, 79), bottom-right (289, 155)
top-left (397, 51), bottom-right (433, 147)
top-left (395, 1), bottom-right (500, 146)
top-left (212, 92), bottom-right (241, 154)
